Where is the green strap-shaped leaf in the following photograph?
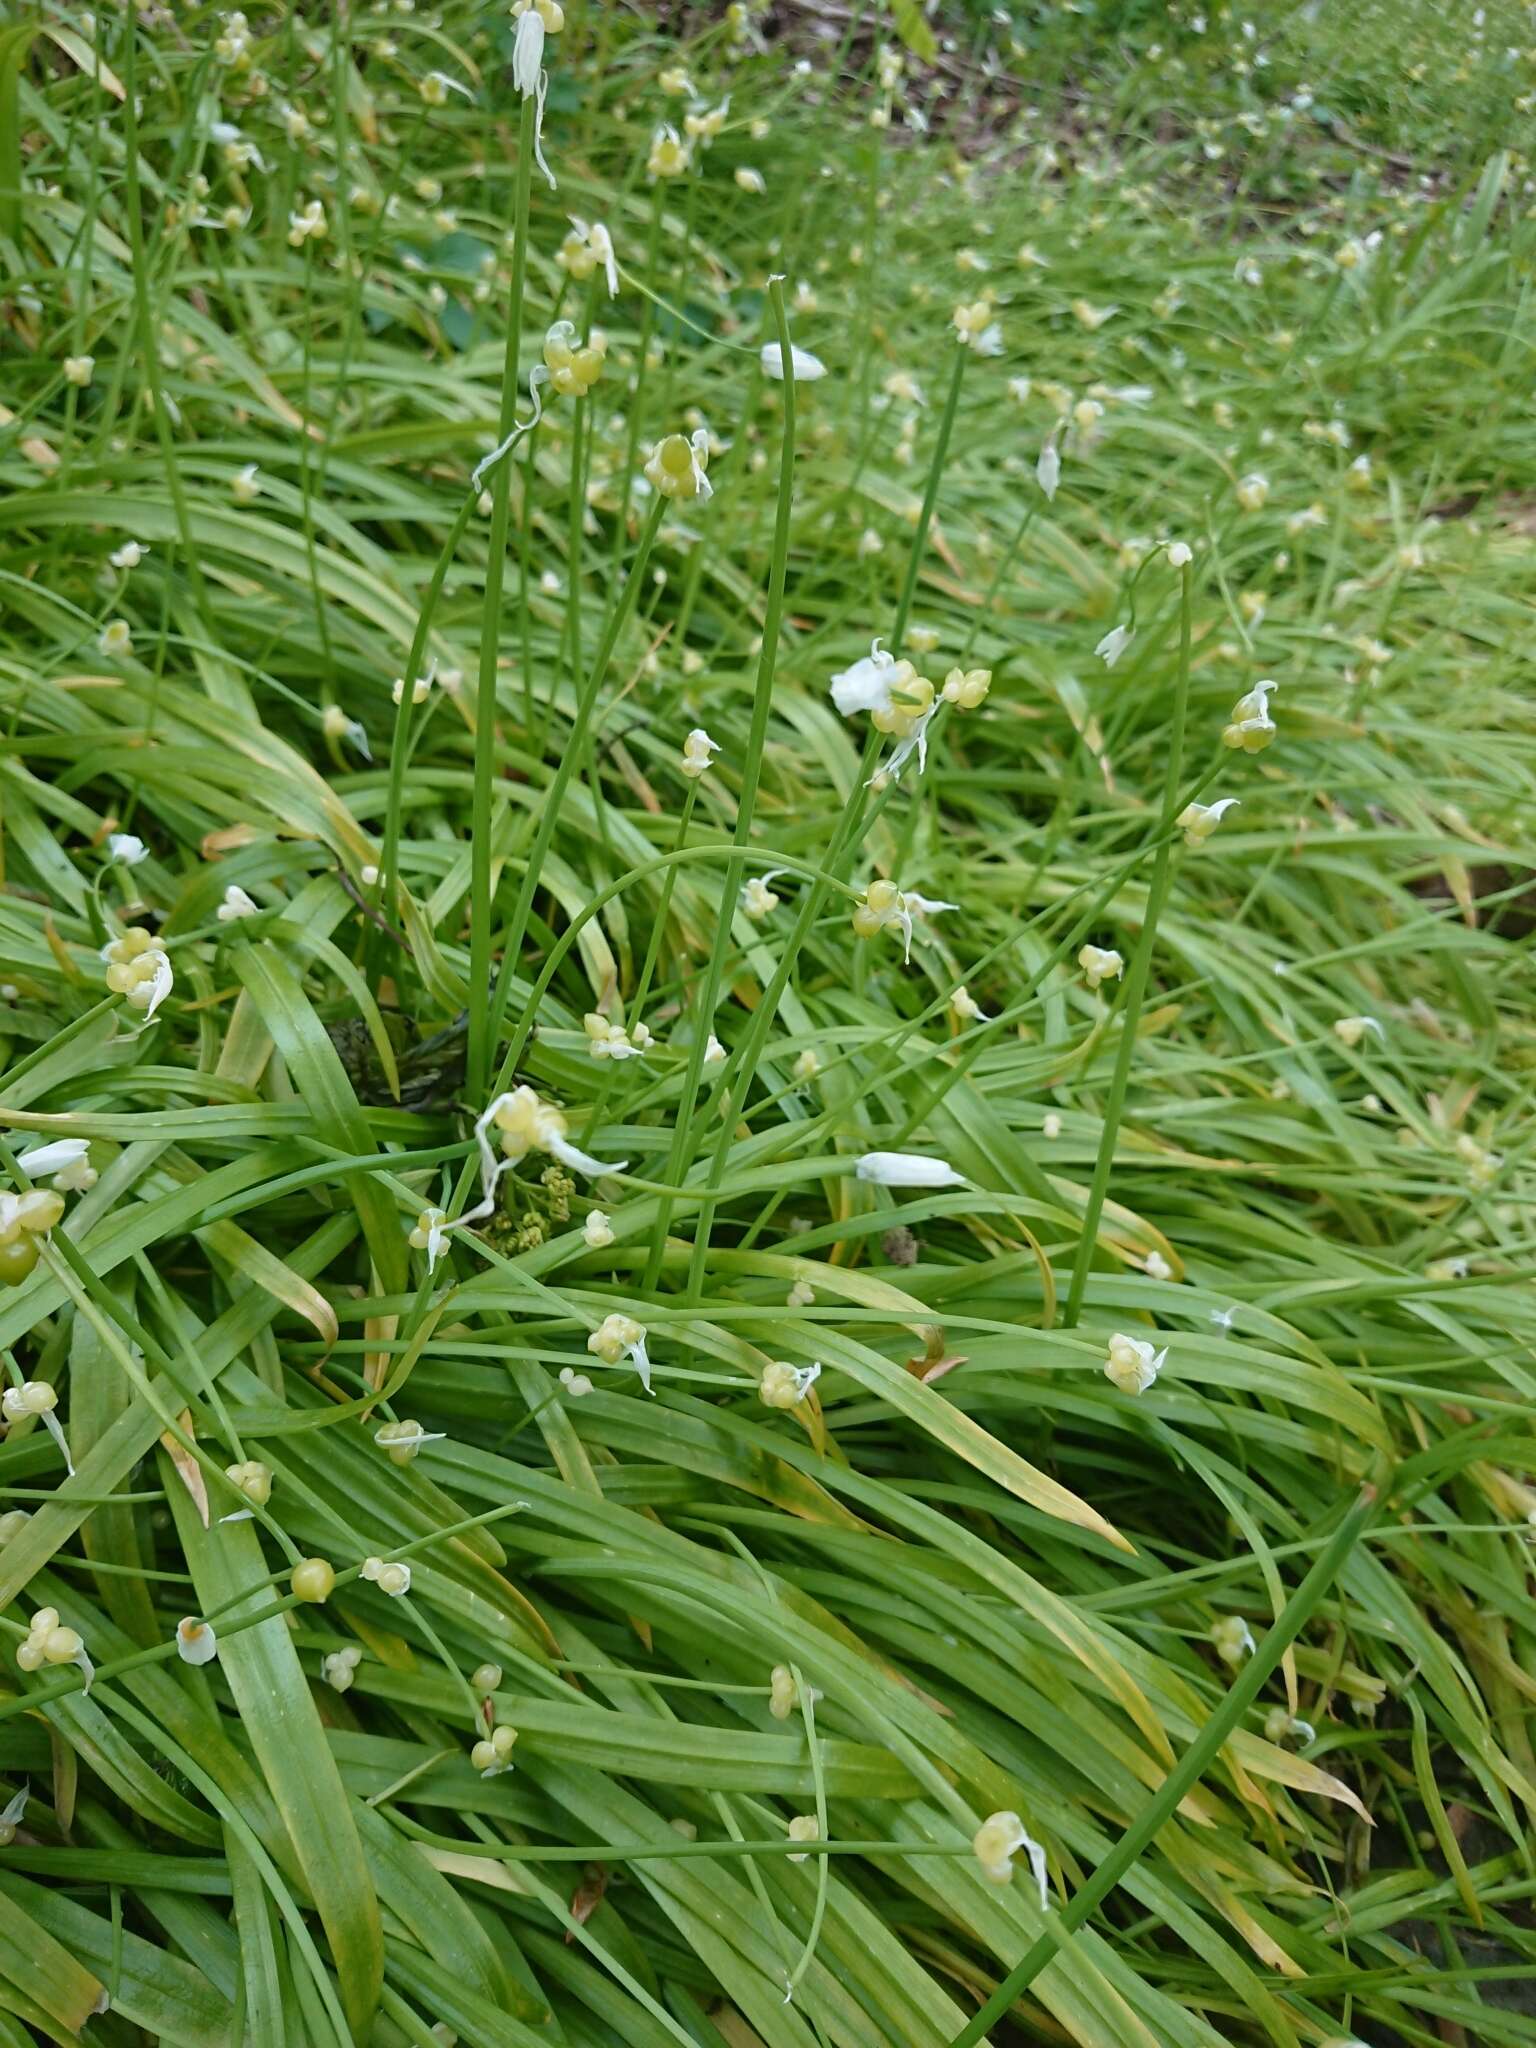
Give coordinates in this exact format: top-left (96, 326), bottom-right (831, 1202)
top-left (168, 1491), bottom-right (383, 2043)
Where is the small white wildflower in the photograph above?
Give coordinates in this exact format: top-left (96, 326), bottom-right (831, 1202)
top-left (587, 1312), bottom-right (651, 1391)
top-left (558, 1365), bottom-right (594, 1397)
top-left (1042, 1112), bottom-right (1062, 1140)
top-left (63, 354), bottom-right (95, 387)
top-left (582, 1210), bottom-right (614, 1250)
top-left (360, 1556), bottom-right (412, 1598)
top-left (1235, 472), bottom-right (1269, 512)
top-left (1166, 541), bottom-right (1192, 568)
top-left (972, 1811), bottom-right (1049, 1906)
top-left (1177, 797), bottom-right (1239, 848)
top-left (1078, 944), bottom-right (1123, 991)
top-left (1145, 1251), bottom-right (1173, 1282)
top-left (792, 1048), bottom-right (820, 1084)
top-left (1333, 1015), bottom-right (1383, 1049)
top-left (175, 1618), bottom-right (219, 1666)
top-left (741, 875), bottom-right (780, 919)
top-left (760, 342), bottom-right (825, 382)
top-left (855, 1152), bottom-right (965, 1189)
top-left (1037, 434), bottom-right (1061, 501)
top-left (231, 464), bottom-right (261, 504)
top-left (217, 884), bottom-right (260, 921)
top-left (1094, 624), bottom-right (1132, 668)
top-left (681, 727), bottom-right (720, 779)
top-left (1104, 1331), bottom-right (1165, 1395)
top-left (107, 833), bottom-right (148, 866)
top-left (375, 1418), bottom-right (445, 1464)
top-left (1222, 679), bottom-right (1278, 753)
top-left (1211, 1615), bottom-right (1256, 1665)
top-left (761, 1359), bottom-right (821, 1409)
top-left (322, 1646), bottom-right (364, 1692)
top-left (951, 985), bottom-right (990, 1024)
top-left (407, 1206), bottom-right (449, 1268)
top-left (952, 300), bottom-right (1002, 354)
top-left (99, 619), bottom-right (132, 658)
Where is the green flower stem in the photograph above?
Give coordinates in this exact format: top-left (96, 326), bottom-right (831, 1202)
top-left (1062, 563), bottom-right (1194, 1328)
top-left (947, 1481), bottom-right (1378, 2048)
top-left (894, 338), bottom-right (968, 655)
top-left (642, 279), bottom-right (797, 1292)
top-left (611, 187), bottom-right (666, 565)
top-left (483, 497), bottom-right (668, 1077)
top-left (469, 90), bottom-right (538, 1104)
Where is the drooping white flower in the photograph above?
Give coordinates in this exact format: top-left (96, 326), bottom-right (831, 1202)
top-left (761, 1359), bottom-right (822, 1408)
top-left (110, 540), bottom-right (148, 571)
top-left (407, 1206), bottom-right (449, 1267)
top-left (952, 300), bottom-right (1003, 354)
top-left (99, 619), bottom-right (132, 658)
top-left (972, 1811), bottom-right (1049, 1906)
top-left (1078, 944), bottom-right (1123, 991)
top-left (217, 884), bottom-right (260, 921)
top-left (851, 880), bottom-right (956, 961)
top-left (681, 727), bottom-right (720, 779)
top-left (1235, 472), bottom-right (1269, 512)
top-left (1211, 1614), bottom-right (1256, 1665)
top-left (361, 1556), bottom-right (411, 1598)
top-left (1145, 1251), bottom-right (1173, 1282)
top-left (1037, 434), bottom-right (1061, 501)
top-left (854, 1152), bottom-right (966, 1189)
top-left (643, 428), bottom-right (712, 501)
top-left (375, 1418), bottom-right (446, 1464)
top-left (322, 704), bottom-right (372, 758)
top-left (1166, 540), bottom-right (1193, 568)
top-left (1222, 679), bottom-right (1278, 753)
top-left (760, 341), bottom-right (826, 382)
top-left (1333, 1015), bottom-right (1383, 1049)
top-left (1177, 797), bottom-right (1239, 848)
top-left (107, 833), bottom-right (148, 866)
top-left (469, 1088), bottom-right (626, 1217)
top-left (175, 1618), bottom-right (219, 1666)
top-left (1094, 624), bottom-right (1132, 668)
top-left (231, 464), bottom-right (261, 504)
top-left (741, 874), bottom-right (781, 919)
top-left (1104, 1331), bottom-right (1165, 1394)
top-left (588, 1312), bottom-right (651, 1391)
top-left (582, 1210), bottom-right (614, 1250)
top-left (557, 217), bottom-right (619, 297)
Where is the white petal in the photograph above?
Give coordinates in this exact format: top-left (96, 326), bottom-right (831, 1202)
top-left (1037, 439), bottom-right (1061, 501)
top-left (628, 1334), bottom-right (653, 1395)
top-left (830, 645), bottom-right (895, 717)
top-left (141, 951), bottom-right (174, 1022)
top-left (0, 1787), bottom-right (27, 1829)
top-left (107, 834), bottom-right (148, 866)
top-left (855, 1151), bottom-right (966, 1188)
top-left (761, 342), bottom-right (827, 382)
top-left (19, 1139), bottom-right (89, 1177)
top-left (175, 1619), bottom-right (219, 1666)
top-left (512, 8), bottom-right (544, 94)
top-left (548, 1134), bottom-right (629, 1179)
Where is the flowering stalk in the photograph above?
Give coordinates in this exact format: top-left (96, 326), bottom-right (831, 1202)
top-left (893, 338), bottom-right (967, 654)
top-left (643, 279), bottom-right (798, 1292)
top-left (1062, 561), bottom-right (1194, 1328)
top-left (469, 92), bottom-right (540, 1103)
top-left (482, 498), bottom-right (667, 1070)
